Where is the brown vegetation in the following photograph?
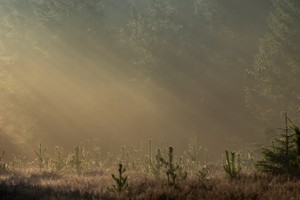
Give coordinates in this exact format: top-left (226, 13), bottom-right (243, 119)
top-left (1, 169), bottom-right (300, 200)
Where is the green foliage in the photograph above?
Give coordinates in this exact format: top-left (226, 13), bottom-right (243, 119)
top-left (145, 139), bottom-right (161, 177)
top-left (34, 143), bottom-right (48, 171)
top-left (109, 163), bottom-right (128, 193)
top-left (245, 0), bottom-right (300, 123)
top-left (51, 146), bottom-right (64, 172)
top-left (295, 126), bottom-right (300, 156)
top-left (158, 146), bottom-right (187, 186)
top-left (69, 146), bottom-right (85, 175)
top-left (256, 113), bottom-right (300, 176)
top-left (126, 0), bottom-right (182, 79)
top-left (223, 150), bottom-right (241, 179)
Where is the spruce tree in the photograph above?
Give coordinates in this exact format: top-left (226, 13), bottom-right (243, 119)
top-left (256, 113), bottom-right (300, 176)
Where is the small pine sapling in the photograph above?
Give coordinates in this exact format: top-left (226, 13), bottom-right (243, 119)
top-left (149, 139), bottom-right (152, 162)
top-left (34, 143), bottom-right (48, 171)
top-left (294, 126), bottom-right (300, 167)
top-left (109, 163), bottom-right (128, 193)
top-left (159, 146), bottom-right (186, 186)
top-left (223, 150), bottom-right (241, 179)
top-left (0, 151), bottom-right (4, 161)
top-left (127, 146), bottom-right (140, 170)
top-left (11, 154), bottom-right (23, 169)
top-left (187, 134), bottom-right (201, 163)
top-left (52, 146), bottom-right (64, 172)
top-left (0, 150), bottom-right (8, 173)
top-left (146, 149), bottom-right (163, 179)
top-left (177, 156), bottom-right (188, 181)
top-left (196, 165), bottom-right (210, 181)
top-left (185, 135), bottom-right (209, 172)
top-left (70, 146), bottom-right (84, 175)
top-left (0, 150), bottom-right (4, 163)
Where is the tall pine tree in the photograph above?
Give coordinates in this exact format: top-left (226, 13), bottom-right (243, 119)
top-left (246, 0), bottom-right (300, 124)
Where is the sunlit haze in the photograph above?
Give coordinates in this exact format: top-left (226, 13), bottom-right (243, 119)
top-left (0, 0), bottom-right (298, 161)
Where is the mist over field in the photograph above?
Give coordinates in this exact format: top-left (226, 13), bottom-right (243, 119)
top-left (0, 0), bottom-right (299, 160)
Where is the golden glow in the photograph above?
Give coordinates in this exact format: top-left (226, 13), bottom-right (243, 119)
top-left (0, 1), bottom-right (269, 159)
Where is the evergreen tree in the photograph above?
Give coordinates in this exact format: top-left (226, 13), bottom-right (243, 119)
top-left (256, 113), bottom-right (300, 176)
top-left (246, 0), bottom-right (300, 124)
top-left (126, 0), bottom-right (181, 79)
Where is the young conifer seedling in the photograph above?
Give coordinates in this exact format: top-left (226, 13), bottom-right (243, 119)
top-left (34, 143), bottom-right (47, 171)
top-left (70, 146), bottom-right (83, 175)
top-left (109, 163), bottom-right (128, 193)
top-left (196, 165), bottom-right (210, 181)
top-left (0, 150), bottom-right (8, 173)
top-left (52, 146), bottom-right (64, 172)
top-left (223, 150), bottom-right (241, 179)
top-left (146, 149), bottom-right (163, 179)
top-left (159, 146), bottom-right (185, 186)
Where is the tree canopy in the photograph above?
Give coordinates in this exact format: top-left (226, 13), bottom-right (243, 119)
top-left (246, 0), bottom-right (300, 125)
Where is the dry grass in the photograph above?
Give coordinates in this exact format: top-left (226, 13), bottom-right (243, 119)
top-left (1, 168), bottom-right (300, 200)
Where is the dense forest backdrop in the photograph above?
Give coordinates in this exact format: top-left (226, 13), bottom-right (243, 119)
top-left (0, 0), bottom-right (299, 158)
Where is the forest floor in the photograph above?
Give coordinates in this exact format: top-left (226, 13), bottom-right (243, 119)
top-left (1, 168), bottom-right (300, 200)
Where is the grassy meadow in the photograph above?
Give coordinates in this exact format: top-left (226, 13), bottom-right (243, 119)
top-left (1, 134), bottom-right (300, 200)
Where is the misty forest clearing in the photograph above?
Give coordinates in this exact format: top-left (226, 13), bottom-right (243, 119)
top-left (0, 0), bottom-right (300, 199)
